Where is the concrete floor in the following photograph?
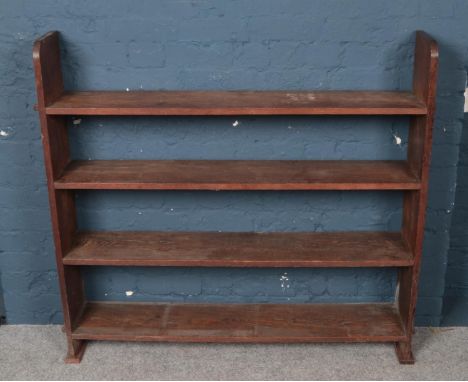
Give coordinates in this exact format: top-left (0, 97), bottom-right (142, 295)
top-left (0, 326), bottom-right (467, 380)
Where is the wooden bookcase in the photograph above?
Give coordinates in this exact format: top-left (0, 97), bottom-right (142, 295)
top-left (33, 30), bottom-right (438, 364)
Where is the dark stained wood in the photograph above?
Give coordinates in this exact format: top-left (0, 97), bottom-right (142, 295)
top-left (72, 302), bottom-right (406, 342)
top-left (398, 31), bottom-right (439, 364)
top-left (63, 231), bottom-right (413, 267)
top-left (33, 30), bottom-right (438, 364)
top-left (45, 90), bottom-right (427, 116)
top-left (406, 31), bottom-right (439, 178)
top-left (33, 31), bottom-right (64, 107)
top-left (54, 160), bottom-right (421, 191)
top-left (394, 341), bottom-right (415, 365)
top-left (33, 31), bottom-right (86, 363)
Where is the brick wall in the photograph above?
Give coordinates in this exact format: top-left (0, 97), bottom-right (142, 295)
top-left (0, 0), bottom-right (467, 325)
top-left (443, 115), bottom-right (468, 324)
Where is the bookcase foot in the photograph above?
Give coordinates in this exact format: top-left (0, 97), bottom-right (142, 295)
top-left (64, 340), bottom-right (87, 364)
top-left (394, 341), bottom-right (414, 364)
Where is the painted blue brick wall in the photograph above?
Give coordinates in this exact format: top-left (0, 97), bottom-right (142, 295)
top-left (0, 0), bottom-right (467, 325)
top-left (442, 116), bottom-right (468, 325)
top-left (446, 117), bottom-right (468, 298)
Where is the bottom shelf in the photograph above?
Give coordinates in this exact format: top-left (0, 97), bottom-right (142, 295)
top-left (72, 302), bottom-right (406, 343)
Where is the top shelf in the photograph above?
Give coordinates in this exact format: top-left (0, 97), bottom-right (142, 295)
top-left (45, 90), bottom-right (427, 116)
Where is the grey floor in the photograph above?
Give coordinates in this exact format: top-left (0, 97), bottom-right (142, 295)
top-left (0, 326), bottom-right (467, 380)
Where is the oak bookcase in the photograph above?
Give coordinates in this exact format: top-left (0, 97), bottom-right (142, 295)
top-left (33, 30), bottom-right (438, 364)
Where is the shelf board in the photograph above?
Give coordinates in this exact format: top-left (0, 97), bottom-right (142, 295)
top-left (45, 91), bottom-right (427, 116)
top-left (72, 302), bottom-right (406, 342)
top-left (63, 231), bottom-right (413, 267)
top-left (54, 160), bottom-right (420, 191)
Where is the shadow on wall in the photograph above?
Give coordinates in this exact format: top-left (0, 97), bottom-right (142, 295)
top-left (443, 100), bottom-right (468, 326)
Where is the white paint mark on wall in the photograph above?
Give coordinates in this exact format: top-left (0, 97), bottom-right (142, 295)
top-left (125, 291), bottom-right (134, 297)
top-left (72, 118), bottom-right (82, 125)
top-left (393, 134), bottom-right (402, 146)
top-left (232, 120), bottom-right (240, 127)
top-left (280, 272), bottom-right (290, 292)
top-left (0, 129), bottom-right (10, 137)
top-left (464, 88), bottom-right (468, 112)
top-left (210, 74), bottom-right (223, 81)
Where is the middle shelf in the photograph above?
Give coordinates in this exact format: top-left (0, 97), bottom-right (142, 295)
top-left (54, 160), bottom-right (420, 191)
top-left (63, 231), bottom-right (413, 267)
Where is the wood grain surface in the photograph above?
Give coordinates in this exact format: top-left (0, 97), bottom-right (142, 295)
top-left (45, 90), bottom-right (427, 116)
top-left (72, 302), bottom-right (406, 342)
top-left (54, 160), bottom-right (421, 190)
top-left (63, 231), bottom-right (413, 267)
